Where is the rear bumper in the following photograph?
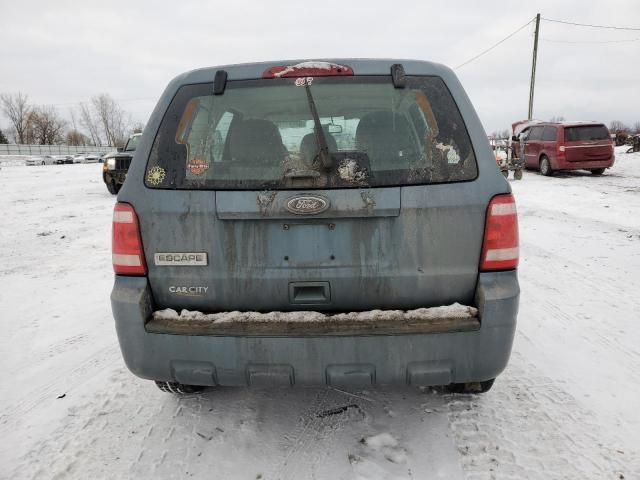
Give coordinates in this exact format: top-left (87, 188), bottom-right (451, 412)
top-left (555, 156), bottom-right (615, 170)
top-left (111, 271), bottom-right (519, 387)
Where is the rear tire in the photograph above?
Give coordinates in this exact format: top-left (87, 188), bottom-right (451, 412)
top-left (155, 381), bottom-right (205, 395)
top-left (449, 379), bottom-right (495, 394)
top-left (539, 156), bottom-right (553, 176)
top-left (590, 168), bottom-right (605, 175)
top-left (514, 169), bottom-right (523, 180)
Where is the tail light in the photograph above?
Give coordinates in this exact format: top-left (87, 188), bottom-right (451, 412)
top-left (262, 61), bottom-right (354, 78)
top-left (480, 194), bottom-right (519, 271)
top-left (557, 144), bottom-right (566, 159)
top-left (112, 203), bottom-right (147, 275)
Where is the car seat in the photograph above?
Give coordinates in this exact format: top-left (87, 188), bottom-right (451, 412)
top-left (228, 119), bottom-right (288, 166)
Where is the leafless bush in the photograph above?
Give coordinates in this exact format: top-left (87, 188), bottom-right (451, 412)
top-left (609, 120), bottom-right (630, 134)
top-left (0, 92), bottom-right (32, 143)
top-left (28, 106), bottom-right (67, 145)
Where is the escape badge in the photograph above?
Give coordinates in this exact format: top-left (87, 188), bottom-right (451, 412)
top-left (147, 166), bottom-right (166, 186)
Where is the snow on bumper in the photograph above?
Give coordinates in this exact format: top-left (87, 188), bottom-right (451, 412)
top-left (148, 304), bottom-right (479, 336)
top-left (111, 272), bottom-right (519, 387)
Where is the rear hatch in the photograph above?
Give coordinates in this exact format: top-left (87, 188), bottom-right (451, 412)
top-left (563, 124), bottom-right (613, 162)
top-left (137, 63), bottom-right (487, 312)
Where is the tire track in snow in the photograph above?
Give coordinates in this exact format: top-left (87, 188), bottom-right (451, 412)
top-left (0, 344), bottom-right (119, 434)
top-left (521, 242), bottom-right (640, 367)
top-left (446, 352), bottom-right (637, 480)
top-left (128, 387), bottom-right (272, 479)
top-left (521, 241), bottom-right (640, 304)
top-left (266, 388), bottom-right (346, 480)
top-left (11, 368), bottom-right (141, 480)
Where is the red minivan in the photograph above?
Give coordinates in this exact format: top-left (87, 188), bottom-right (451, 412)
top-left (514, 121), bottom-right (614, 176)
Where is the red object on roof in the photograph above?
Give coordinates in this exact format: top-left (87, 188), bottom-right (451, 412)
top-left (262, 61), bottom-right (354, 78)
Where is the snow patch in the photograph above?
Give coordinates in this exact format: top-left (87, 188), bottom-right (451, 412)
top-left (337, 158), bottom-right (368, 183)
top-left (363, 432), bottom-right (398, 449)
top-left (0, 155), bottom-right (28, 166)
top-left (273, 61), bottom-right (350, 77)
top-left (361, 433), bottom-right (408, 465)
top-left (435, 142), bottom-right (461, 164)
top-left (153, 303), bottom-right (477, 324)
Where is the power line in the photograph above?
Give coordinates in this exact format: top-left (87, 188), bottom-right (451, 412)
top-left (542, 17), bottom-right (640, 31)
top-left (454, 18), bottom-right (535, 70)
top-left (543, 37), bottom-right (640, 44)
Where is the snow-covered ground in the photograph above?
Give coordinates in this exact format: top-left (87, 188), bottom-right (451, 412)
top-left (1, 150), bottom-right (639, 479)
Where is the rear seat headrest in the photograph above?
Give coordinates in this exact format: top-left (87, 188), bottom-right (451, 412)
top-left (228, 119), bottom-right (287, 163)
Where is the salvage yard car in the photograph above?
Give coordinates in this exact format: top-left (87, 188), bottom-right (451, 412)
top-left (103, 133), bottom-right (140, 194)
top-left (26, 155), bottom-right (55, 166)
top-left (111, 59), bottom-right (520, 395)
top-left (52, 154), bottom-right (73, 164)
top-left (84, 152), bottom-right (102, 163)
top-left (72, 153), bottom-right (87, 163)
top-left (516, 121), bottom-right (614, 176)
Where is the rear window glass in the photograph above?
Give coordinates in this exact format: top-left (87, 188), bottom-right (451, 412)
top-left (564, 125), bottom-right (609, 142)
top-left (145, 76), bottom-right (477, 190)
top-left (541, 126), bottom-right (557, 141)
top-left (528, 126), bottom-right (544, 141)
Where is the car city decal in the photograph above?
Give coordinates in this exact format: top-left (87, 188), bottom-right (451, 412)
top-left (169, 286), bottom-right (209, 296)
top-left (285, 195), bottom-right (330, 215)
top-left (294, 77), bottom-right (313, 87)
top-left (147, 166), bottom-right (166, 185)
top-left (154, 252), bottom-right (208, 266)
top-left (187, 158), bottom-right (210, 175)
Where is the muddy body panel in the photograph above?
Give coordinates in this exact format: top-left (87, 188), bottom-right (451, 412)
top-left (134, 181), bottom-right (492, 312)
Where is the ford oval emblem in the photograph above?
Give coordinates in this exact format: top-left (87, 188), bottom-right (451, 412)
top-left (286, 195), bottom-right (330, 215)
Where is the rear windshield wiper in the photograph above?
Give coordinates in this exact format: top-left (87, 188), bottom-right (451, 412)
top-left (304, 84), bottom-right (333, 170)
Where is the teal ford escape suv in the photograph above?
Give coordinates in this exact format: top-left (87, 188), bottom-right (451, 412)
top-left (111, 59), bottom-right (519, 394)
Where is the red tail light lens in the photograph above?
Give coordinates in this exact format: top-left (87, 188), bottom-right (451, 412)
top-left (480, 194), bottom-right (519, 271)
top-left (112, 203), bottom-right (147, 275)
top-left (262, 61), bottom-right (354, 78)
top-left (557, 144), bottom-right (566, 159)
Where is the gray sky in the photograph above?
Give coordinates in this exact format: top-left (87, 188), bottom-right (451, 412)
top-left (1, 0), bottom-right (639, 135)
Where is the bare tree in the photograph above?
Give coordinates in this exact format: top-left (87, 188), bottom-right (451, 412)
top-left (69, 107), bottom-right (79, 132)
top-left (29, 106), bottom-right (67, 145)
top-left (131, 121), bottom-right (145, 134)
top-left (633, 121), bottom-right (640, 135)
top-left (549, 116), bottom-right (565, 123)
top-left (0, 92), bottom-right (33, 143)
top-left (78, 102), bottom-right (102, 146)
top-left (66, 129), bottom-right (89, 146)
top-left (91, 93), bottom-right (130, 146)
top-left (609, 120), bottom-right (629, 133)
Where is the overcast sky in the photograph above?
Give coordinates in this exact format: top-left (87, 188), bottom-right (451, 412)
top-left (1, 0), bottom-right (639, 135)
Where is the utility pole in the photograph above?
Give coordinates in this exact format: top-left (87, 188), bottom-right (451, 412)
top-left (528, 13), bottom-right (541, 120)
